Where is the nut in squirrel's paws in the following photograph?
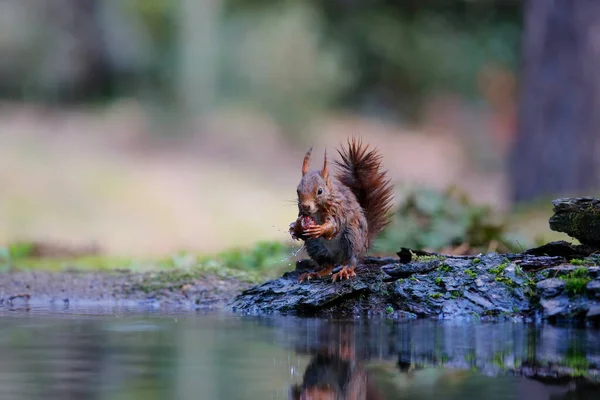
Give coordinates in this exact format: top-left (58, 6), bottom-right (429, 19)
top-left (332, 266), bottom-right (356, 282)
top-left (290, 215), bottom-right (317, 240)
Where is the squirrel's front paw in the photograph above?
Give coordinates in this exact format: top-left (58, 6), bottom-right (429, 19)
top-left (303, 224), bottom-right (323, 239)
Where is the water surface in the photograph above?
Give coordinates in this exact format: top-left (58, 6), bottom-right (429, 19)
top-left (0, 306), bottom-right (598, 399)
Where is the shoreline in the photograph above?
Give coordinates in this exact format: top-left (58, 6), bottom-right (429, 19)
top-left (0, 269), bottom-right (252, 312)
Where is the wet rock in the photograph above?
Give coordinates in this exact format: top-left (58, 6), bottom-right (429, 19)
top-left (549, 197), bottom-right (600, 246)
top-left (230, 248), bottom-right (600, 323)
top-left (381, 260), bottom-right (441, 279)
top-left (540, 296), bottom-right (570, 318)
top-left (514, 255), bottom-right (565, 271)
top-left (520, 240), bottom-right (597, 259)
top-left (587, 280), bottom-right (600, 299)
top-left (536, 279), bottom-right (565, 298)
top-left (587, 305), bottom-right (600, 319)
top-left (274, 318), bottom-right (600, 387)
top-left (230, 252), bottom-right (533, 319)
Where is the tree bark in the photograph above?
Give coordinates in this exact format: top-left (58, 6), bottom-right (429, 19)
top-left (509, 0), bottom-right (600, 203)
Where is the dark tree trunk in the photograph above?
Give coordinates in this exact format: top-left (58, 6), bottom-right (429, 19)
top-left (508, 0), bottom-right (600, 203)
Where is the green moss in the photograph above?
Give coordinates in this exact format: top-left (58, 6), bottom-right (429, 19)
top-left (490, 261), bottom-right (509, 276)
top-left (438, 263), bottom-right (452, 273)
top-left (495, 276), bottom-right (517, 287)
top-left (514, 265), bottom-right (526, 277)
top-left (465, 269), bottom-right (477, 278)
top-left (434, 277), bottom-right (443, 286)
top-left (488, 261), bottom-right (518, 288)
top-left (560, 267), bottom-right (592, 296)
top-left (414, 253), bottom-right (446, 262)
top-left (409, 276), bottom-right (418, 282)
top-left (450, 291), bottom-right (461, 299)
top-left (570, 258), bottom-right (597, 266)
top-left (385, 306), bottom-right (394, 314)
top-left (472, 258), bottom-right (481, 264)
top-left (429, 293), bottom-right (442, 299)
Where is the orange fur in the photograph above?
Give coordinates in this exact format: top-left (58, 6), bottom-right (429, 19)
top-left (334, 137), bottom-right (395, 247)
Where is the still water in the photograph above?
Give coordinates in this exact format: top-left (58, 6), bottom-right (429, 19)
top-left (0, 306), bottom-right (598, 400)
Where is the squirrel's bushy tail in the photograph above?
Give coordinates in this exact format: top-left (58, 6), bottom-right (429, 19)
top-left (334, 137), bottom-right (395, 246)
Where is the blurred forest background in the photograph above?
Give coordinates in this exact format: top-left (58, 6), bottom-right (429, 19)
top-left (0, 0), bottom-right (596, 258)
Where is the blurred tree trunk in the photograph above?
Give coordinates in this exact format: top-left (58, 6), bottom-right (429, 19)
top-left (36, 0), bottom-right (112, 103)
top-left (508, 0), bottom-right (600, 203)
top-left (177, 0), bottom-right (220, 129)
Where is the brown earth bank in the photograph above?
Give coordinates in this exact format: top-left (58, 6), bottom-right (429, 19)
top-left (0, 269), bottom-right (252, 311)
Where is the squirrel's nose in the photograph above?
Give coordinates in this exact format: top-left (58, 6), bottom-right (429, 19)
top-left (300, 203), bottom-right (316, 214)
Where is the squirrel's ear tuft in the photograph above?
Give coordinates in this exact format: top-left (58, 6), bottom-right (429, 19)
top-left (321, 149), bottom-right (330, 181)
top-left (302, 147), bottom-right (313, 176)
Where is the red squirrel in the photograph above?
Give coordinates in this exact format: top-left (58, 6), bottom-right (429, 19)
top-left (289, 137), bottom-right (394, 283)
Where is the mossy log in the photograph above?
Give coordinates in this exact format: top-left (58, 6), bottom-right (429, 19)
top-left (230, 241), bottom-right (600, 323)
top-left (549, 197), bottom-right (600, 246)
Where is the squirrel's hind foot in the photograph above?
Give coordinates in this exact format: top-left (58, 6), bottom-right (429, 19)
top-left (332, 266), bottom-right (356, 282)
top-left (298, 264), bottom-right (334, 283)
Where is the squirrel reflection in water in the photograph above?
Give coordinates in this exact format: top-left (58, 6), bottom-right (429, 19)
top-left (289, 325), bottom-right (383, 400)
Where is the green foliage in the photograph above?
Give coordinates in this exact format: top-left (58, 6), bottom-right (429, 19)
top-left (429, 293), bottom-right (443, 299)
top-left (560, 268), bottom-right (592, 296)
top-left (214, 241), bottom-right (294, 272)
top-left (125, 0), bottom-right (175, 45)
top-left (1, 240), bottom-right (297, 282)
top-left (6, 242), bottom-right (35, 259)
top-left (219, 2), bottom-right (353, 141)
top-left (385, 306), bottom-right (394, 314)
top-left (348, 11), bottom-right (519, 114)
top-left (1, 242), bottom-right (36, 271)
top-left (375, 187), bottom-right (529, 254)
top-left (10, 0), bottom-right (520, 130)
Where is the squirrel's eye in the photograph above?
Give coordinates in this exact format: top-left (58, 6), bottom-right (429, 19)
top-left (317, 187), bottom-right (323, 195)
